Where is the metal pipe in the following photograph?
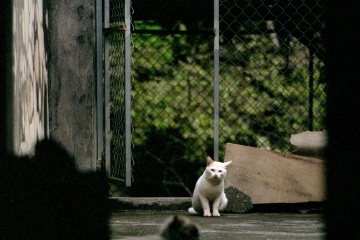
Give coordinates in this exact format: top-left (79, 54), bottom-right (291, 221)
top-left (96, 0), bottom-right (104, 168)
top-left (104, 0), bottom-right (111, 176)
top-left (308, 48), bottom-right (314, 131)
top-left (214, 0), bottom-right (220, 161)
top-left (125, 0), bottom-right (132, 186)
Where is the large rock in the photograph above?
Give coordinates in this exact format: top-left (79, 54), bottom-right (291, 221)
top-left (224, 143), bottom-right (326, 204)
top-left (224, 186), bottom-right (253, 213)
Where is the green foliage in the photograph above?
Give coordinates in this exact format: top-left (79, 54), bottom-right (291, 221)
top-left (218, 34), bottom-right (326, 154)
top-left (109, 21), bottom-right (326, 196)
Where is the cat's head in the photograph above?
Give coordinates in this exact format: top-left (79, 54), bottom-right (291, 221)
top-left (205, 156), bottom-right (231, 181)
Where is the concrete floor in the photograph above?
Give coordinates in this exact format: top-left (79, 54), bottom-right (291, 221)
top-left (110, 211), bottom-right (325, 240)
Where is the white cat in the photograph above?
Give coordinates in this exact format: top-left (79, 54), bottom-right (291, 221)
top-left (188, 156), bottom-right (232, 217)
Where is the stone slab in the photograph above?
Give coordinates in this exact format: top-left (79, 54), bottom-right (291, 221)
top-left (224, 143), bottom-right (326, 204)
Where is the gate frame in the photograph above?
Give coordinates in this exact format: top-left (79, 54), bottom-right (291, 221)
top-left (214, 0), bottom-right (220, 161)
top-left (124, 0), bottom-right (132, 187)
top-left (97, 0), bottom-right (132, 186)
top-left (96, 0), bottom-right (104, 169)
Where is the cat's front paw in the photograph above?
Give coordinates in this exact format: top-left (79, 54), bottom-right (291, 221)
top-left (212, 211), bottom-right (220, 217)
top-left (203, 211), bottom-right (212, 217)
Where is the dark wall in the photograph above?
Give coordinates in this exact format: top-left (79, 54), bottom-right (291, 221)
top-left (0, 1), bottom-right (13, 154)
top-left (48, 0), bottom-right (97, 170)
top-left (0, 0), bottom-right (97, 169)
top-left (324, 2), bottom-right (360, 239)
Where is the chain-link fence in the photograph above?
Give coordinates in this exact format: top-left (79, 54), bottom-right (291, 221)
top-left (104, 0), bottom-right (326, 196)
top-left (130, 21), bottom-right (215, 196)
top-left (219, 0), bottom-right (325, 155)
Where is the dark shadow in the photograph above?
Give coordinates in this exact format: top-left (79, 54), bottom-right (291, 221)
top-left (0, 139), bottom-right (110, 240)
top-left (129, 126), bottom-right (204, 197)
top-left (324, 3), bottom-right (360, 239)
top-left (248, 202), bottom-right (325, 214)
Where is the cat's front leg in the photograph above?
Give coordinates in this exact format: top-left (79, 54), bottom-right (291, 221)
top-left (213, 193), bottom-right (228, 216)
top-left (219, 192), bottom-right (228, 211)
top-left (212, 196), bottom-right (222, 217)
top-left (199, 195), bottom-right (211, 217)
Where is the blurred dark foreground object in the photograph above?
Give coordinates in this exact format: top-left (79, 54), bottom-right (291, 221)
top-left (120, 215), bottom-right (200, 240)
top-left (0, 139), bottom-right (110, 240)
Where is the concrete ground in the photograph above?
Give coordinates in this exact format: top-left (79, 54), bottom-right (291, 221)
top-left (109, 197), bottom-right (325, 239)
top-left (110, 211), bottom-right (325, 239)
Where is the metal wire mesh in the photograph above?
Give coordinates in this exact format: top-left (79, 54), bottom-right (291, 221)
top-left (105, 0), bottom-right (326, 193)
top-left (131, 31), bottom-right (214, 156)
top-left (130, 30), bottom-right (215, 195)
top-left (219, 0), bottom-right (325, 156)
top-left (107, 0), bottom-right (127, 180)
top-left (127, 1), bottom-right (216, 195)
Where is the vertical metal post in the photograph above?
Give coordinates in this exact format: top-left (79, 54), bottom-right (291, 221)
top-left (104, 0), bottom-right (111, 176)
top-left (96, 0), bottom-right (104, 167)
top-left (308, 48), bottom-right (314, 131)
top-left (125, 0), bottom-right (132, 186)
top-left (214, 0), bottom-right (220, 161)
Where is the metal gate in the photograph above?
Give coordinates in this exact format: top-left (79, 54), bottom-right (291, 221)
top-left (97, 0), bottom-right (132, 186)
top-left (97, 0), bottom-right (325, 190)
top-left (97, 0), bottom-right (219, 188)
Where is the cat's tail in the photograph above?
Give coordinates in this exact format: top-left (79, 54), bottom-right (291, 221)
top-left (188, 207), bottom-right (198, 215)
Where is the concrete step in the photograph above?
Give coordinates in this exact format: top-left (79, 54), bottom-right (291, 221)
top-left (109, 197), bottom-right (192, 211)
top-left (109, 197), bottom-right (323, 213)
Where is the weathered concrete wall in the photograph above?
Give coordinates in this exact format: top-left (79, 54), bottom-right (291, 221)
top-left (11, 0), bottom-right (49, 155)
top-left (48, 0), bottom-right (96, 170)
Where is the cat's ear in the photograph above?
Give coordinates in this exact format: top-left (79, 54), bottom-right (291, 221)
top-left (206, 156), bottom-right (214, 166)
top-left (223, 161), bottom-right (232, 168)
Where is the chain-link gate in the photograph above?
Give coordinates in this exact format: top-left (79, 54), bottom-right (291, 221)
top-left (98, 0), bottom-right (325, 194)
top-left (98, 0), bottom-right (132, 186)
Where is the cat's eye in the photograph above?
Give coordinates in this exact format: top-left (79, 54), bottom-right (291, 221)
top-left (211, 169), bottom-right (215, 172)
top-left (219, 170), bottom-right (222, 173)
